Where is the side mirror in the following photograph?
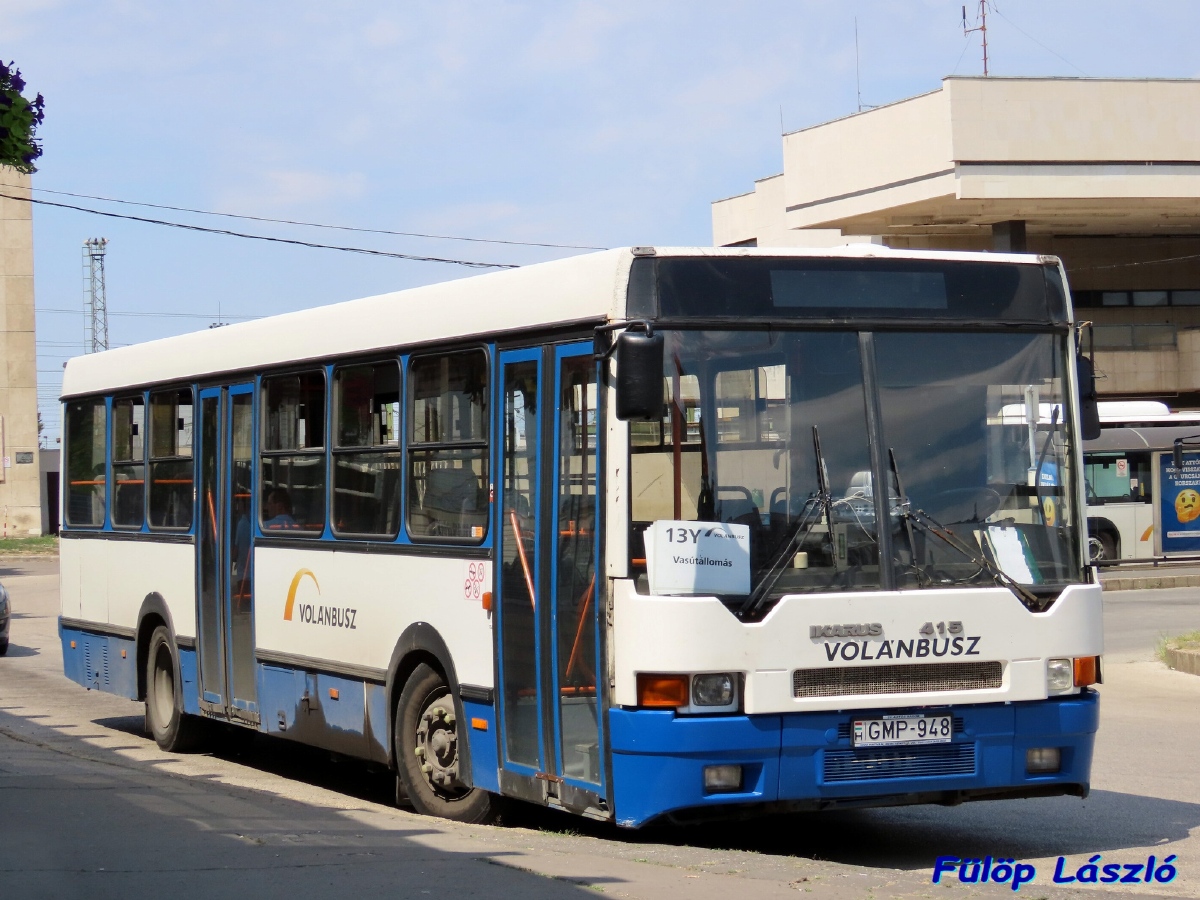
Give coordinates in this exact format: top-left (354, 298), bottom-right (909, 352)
top-left (614, 328), bottom-right (664, 421)
top-left (1077, 356), bottom-right (1101, 441)
top-left (1175, 439), bottom-right (1184, 472)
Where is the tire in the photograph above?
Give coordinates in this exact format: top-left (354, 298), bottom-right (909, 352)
top-left (395, 662), bottom-right (497, 823)
top-left (145, 625), bottom-right (206, 752)
top-left (1100, 533), bottom-right (1117, 561)
top-left (1088, 532), bottom-right (1117, 562)
top-left (0, 640), bottom-right (8, 657)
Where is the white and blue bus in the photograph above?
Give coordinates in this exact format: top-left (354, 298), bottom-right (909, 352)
top-left (59, 246), bottom-right (1103, 828)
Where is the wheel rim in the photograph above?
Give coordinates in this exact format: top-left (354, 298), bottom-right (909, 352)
top-left (414, 691), bottom-right (469, 800)
top-left (1088, 536), bottom-right (1106, 562)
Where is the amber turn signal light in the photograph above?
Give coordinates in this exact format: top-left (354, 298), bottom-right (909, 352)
top-left (1074, 656), bottom-right (1099, 687)
top-left (636, 673), bottom-right (689, 708)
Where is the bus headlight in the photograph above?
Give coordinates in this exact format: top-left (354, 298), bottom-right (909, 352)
top-left (1046, 658), bottom-right (1073, 692)
top-left (692, 673), bottom-right (735, 707)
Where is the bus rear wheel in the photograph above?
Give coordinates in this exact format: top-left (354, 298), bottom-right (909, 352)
top-left (1088, 532), bottom-right (1117, 562)
top-left (395, 663), bottom-right (497, 824)
top-left (145, 625), bottom-right (205, 752)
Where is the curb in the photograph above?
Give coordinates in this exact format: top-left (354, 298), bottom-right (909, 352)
top-left (1164, 646), bottom-right (1200, 676)
top-left (1100, 574), bottom-right (1200, 592)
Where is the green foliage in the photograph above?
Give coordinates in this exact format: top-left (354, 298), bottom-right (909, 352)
top-left (0, 60), bottom-right (45, 174)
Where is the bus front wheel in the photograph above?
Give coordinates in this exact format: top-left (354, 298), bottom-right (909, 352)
top-left (145, 625), bottom-right (205, 752)
top-left (395, 662), bottom-right (497, 823)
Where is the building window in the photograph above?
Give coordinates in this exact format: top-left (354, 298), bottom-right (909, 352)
top-left (148, 388), bottom-right (194, 530)
top-left (332, 361), bottom-right (401, 537)
top-left (260, 371), bottom-right (326, 534)
top-left (407, 350), bottom-right (488, 542)
top-left (65, 398), bottom-right (107, 527)
top-left (111, 395), bottom-right (145, 528)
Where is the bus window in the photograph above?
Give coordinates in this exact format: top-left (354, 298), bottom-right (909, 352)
top-left (111, 395), bottom-right (145, 528)
top-left (148, 389), bottom-right (194, 530)
top-left (65, 398), bottom-right (107, 527)
top-left (333, 361), bottom-right (401, 537)
top-left (407, 350), bottom-right (488, 542)
top-left (261, 371), bottom-right (326, 533)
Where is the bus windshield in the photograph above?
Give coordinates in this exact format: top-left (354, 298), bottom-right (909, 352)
top-left (629, 328), bottom-right (1083, 607)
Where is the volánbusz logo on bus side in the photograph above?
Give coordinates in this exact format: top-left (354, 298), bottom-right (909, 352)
top-left (283, 568), bottom-right (358, 630)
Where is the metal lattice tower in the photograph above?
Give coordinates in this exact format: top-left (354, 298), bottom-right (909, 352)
top-left (83, 238), bottom-right (109, 353)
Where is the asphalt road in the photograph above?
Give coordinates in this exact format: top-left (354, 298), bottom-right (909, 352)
top-left (1, 556), bottom-right (1197, 899)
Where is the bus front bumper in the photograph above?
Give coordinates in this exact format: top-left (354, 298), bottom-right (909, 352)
top-left (607, 690), bottom-right (1098, 828)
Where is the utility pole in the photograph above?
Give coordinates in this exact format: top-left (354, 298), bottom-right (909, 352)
top-left (962, 2), bottom-right (991, 77)
top-left (82, 238), bottom-right (109, 353)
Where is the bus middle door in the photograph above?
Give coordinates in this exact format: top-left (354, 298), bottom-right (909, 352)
top-left (196, 383), bottom-right (259, 726)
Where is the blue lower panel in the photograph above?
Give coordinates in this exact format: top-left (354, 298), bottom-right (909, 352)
top-left (461, 700), bottom-right (500, 793)
top-left (609, 692), bottom-right (1099, 827)
top-left (60, 626), bottom-right (138, 701)
top-left (258, 665), bottom-right (373, 759)
top-left (179, 648), bottom-right (200, 715)
top-left (609, 710), bottom-right (783, 827)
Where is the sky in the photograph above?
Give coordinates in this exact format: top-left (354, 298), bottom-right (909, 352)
top-left (4, 0), bottom-right (1200, 442)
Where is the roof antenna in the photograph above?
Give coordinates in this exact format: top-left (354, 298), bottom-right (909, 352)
top-left (855, 17), bottom-right (863, 112)
top-left (962, 2), bottom-right (991, 76)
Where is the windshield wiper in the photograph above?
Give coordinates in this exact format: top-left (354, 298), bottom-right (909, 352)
top-left (888, 448), bottom-right (1039, 607)
top-left (741, 426), bottom-right (831, 617)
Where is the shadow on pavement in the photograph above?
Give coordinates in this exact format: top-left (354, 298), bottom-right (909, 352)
top-left (0, 707), bottom-right (612, 899)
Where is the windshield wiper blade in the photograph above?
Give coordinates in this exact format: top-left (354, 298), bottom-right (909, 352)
top-left (741, 426), bottom-right (831, 617)
top-left (888, 448), bottom-right (1039, 607)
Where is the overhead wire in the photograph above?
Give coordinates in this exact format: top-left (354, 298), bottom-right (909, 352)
top-left (0, 182), bottom-right (608, 251)
top-left (990, 6), bottom-right (1088, 76)
top-left (0, 191), bottom-right (522, 269)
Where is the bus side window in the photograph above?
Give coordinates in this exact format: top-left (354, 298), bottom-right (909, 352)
top-left (407, 349), bottom-right (489, 542)
top-left (65, 398), bottom-right (107, 528)
top-left (111, 395), bottom-right (146, 528)
top-left (148, 388), bottom-right (195, 530)
top-left (260, 371), bottom-right (327, 534)
top-left (332, 361), bottom-right (401, 537)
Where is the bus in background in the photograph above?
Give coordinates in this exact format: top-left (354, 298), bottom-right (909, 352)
top-left (1083, 401), bottom-right (1200, 561)
top-left (59, 246), bottom-right (1103, 828)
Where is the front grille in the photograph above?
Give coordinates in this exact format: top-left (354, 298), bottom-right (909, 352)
top-left (824, 742), bottom-right (976, 782)
top-left (793, 661), bottom-right (1003, 698)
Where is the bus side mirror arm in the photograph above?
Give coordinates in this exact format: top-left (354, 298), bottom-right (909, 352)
top-left (1076, 355), bottom-right (1101, 441)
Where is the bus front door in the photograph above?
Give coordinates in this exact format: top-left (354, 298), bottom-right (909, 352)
top-left (196, 384), bottom-right (259, 727)
top-left (495, 344), bottom-right (604, 808)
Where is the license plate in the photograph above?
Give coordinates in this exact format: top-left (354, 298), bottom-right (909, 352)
top-left (852, 714), bottom-right (953, 748)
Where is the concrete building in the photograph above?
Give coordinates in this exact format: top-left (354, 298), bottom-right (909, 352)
top-left (0, 170), bottom-right (43, 535)
top-left (713, 77), bottom-right (1200, 407)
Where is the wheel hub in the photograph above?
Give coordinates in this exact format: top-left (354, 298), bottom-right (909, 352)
top-left (415, 700), bottom-right (465, 797)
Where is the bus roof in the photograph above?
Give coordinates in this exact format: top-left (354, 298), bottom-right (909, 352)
top-left (60, 244), bottom-right (1058, 398)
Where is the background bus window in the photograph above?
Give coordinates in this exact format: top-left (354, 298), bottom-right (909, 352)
top-left (407, 350), bottom-right (488, 542)
top-left (65, 398), bottom-right (107, 527)
top-left (1085, 452), bottom-right (1150, 503)
top-left (111, 395), bottom-right (145, 528)
top-left (333, 361), bottom-right (401, 537)
top-left (148, 389), bottom-right (194, 530)
top-left (261, 371), bottom-right (326, 533)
